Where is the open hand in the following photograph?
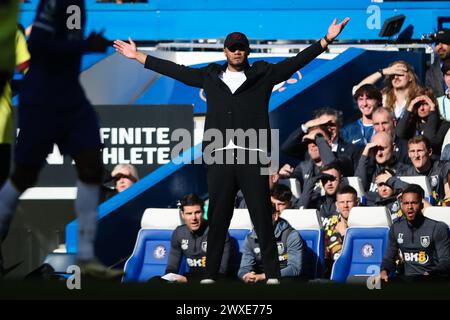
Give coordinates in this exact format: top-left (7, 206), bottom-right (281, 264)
top-left (113, 37), bottom-right (138, 59)
top-left (326, 17), bottom-right (351, 41)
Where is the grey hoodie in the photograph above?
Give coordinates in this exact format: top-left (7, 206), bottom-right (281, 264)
top-left (238, 218), bottom-right (305, 279)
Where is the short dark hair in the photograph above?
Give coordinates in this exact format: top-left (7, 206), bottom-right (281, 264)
top-left (401, 184), bottom-right (424, 202)
top-left (271, 184), bottom-right (292, 203)
top-left (442, 59), bottom-right (450, 74)
top-left (336, 185), bottom-right (358, 198)
top-left (353, 84), bottom-right (382, 103)
top-left (408, 135), bottom-right (432, 150)
top-left (313, 107), bottom-right (343, 128)
top-left (320, 161), bottom-right (342, 175)
top-left (180, 193), bottom-right (204, 212)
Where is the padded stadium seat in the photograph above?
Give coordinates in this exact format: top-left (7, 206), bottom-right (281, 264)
top-left (279, 178), bottom-right (302, 199)
top-left (229, 209), bottom-right (253, 252)
top-left (343, 176), bottom-right (367, 205)
top-left (424, 207), bottom-right (450, 232)
top-left (281, 209), bottom-right (324, 278)
top-left (399, 176), bottom-right (434, 203)
top-left (123, 208), bottom-right (182, 282)
top-left (330, 206), bottom-right (391, 283)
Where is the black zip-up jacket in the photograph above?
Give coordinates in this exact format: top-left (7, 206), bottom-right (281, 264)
top-left (165, 223), bottom-right (231, 277)
top-left (281, 128), bottom-right (362, 177)
top-left (396, 110), bottom-right (450, 156)
top-left (144, 42), bottom-right (326, 152)
top-left (381, 215), bottom-right (450, 277)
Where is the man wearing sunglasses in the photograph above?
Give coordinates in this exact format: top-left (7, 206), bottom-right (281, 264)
top-left (114, 18), bottom-right (350, 284)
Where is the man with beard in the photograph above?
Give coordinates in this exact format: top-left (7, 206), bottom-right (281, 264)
top-left (114, 18), bottom-right (350, 284)
top-left (426, 29), bottom-right (450, 97)
top-left (379, 184), bottom-right (450, 282)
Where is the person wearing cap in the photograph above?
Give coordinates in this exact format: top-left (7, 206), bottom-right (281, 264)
top-left (114, 17), bottom-right (350, 284)
top-left (426, 29), bottom-right (450, 98)
top-left (437, 59), bottom-right (450, 121)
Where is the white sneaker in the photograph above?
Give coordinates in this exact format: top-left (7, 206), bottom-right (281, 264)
top-left (200, 278), bottom-right (216, 284)
top-left (266, 278), bottom-right (280, 285)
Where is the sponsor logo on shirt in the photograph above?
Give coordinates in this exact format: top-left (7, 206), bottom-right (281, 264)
top-left (187, 257), bottom-right (206, 268)
top-left (403, 251), bottom-right (429, 264)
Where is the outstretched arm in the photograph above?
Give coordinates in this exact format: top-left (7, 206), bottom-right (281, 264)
top-left (114, 37), bottom-right (205, 88)
top-left (271, 17), bottom-right (350, 84)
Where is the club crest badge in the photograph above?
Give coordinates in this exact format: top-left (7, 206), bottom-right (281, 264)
top-left (153, 245), bottom-right (166, 259)
top-left (277, 242), bottom-right (285, 255)
top-left (397, 233), bottom-right (404, 244)
top-left (421, 236), bottom-right (430, 248)
top-left (361, 244), bottom-right (374, 258)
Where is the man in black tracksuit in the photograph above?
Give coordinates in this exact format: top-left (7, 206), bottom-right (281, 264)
top-left (380, 184), bottom-right (450, 282)
top-left (114, 18), bottom-right (350, 282)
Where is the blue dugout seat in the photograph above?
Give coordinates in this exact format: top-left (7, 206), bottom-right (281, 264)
top-left (281, 208), bottom-right (324, 279)
top-left (330, 206), bottom-right (392, 283)
top-left (424, 207), bottom-right (450, 235)
top-left (123, 208), bottom-right (182, 282)
top-left (399, 176), bottom-right (434, 204)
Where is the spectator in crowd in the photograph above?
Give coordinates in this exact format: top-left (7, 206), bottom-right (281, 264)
top-left (437, 59), bottom-right (450, 121)
top-left (0, 26), bottom-right (30, 187)
top-left (279, 126), bottom-right (328, 204)
top-left (238, 189), bottom-right (305, 283)
top-left (367, 172), bottom-right (402, 222)
top-left (164, 193), bottom-right (231, 283)
top-left (282, 107), bottom-right (361, 177)
top-left (384, 136), bottom-right (450, 203)
top-left (371, 107), bottom-right (410, 164)
top-left (426, 29), bottom-right (450, 98)
top-left (396, 87), bottom-right (450, 156)
top-left (298, 162), bottom-right (343, 222)
top-left (341, 84), bottom-right (382, 146)
top-left (379, 184), bottom-right (450, 282)
top-left (323, 185), bottom-right (359, 277)
top-left (355, 132), bottom-right (408, 198)
top-left (111, 164), bottom-right (139, 193)
top-left (353, 61), bottom-right (421, 119)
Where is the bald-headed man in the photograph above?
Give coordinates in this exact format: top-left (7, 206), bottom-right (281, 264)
top-left (372, 107), bottom-right (409, 164)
